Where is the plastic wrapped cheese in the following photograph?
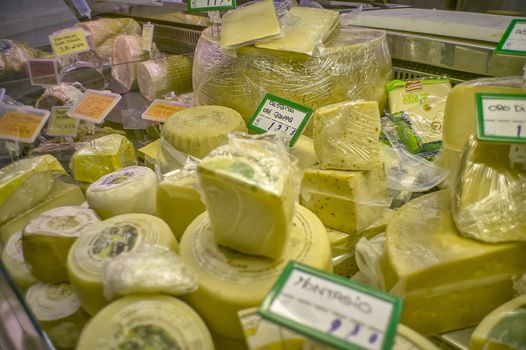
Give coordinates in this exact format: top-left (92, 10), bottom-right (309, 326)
top-left (452, 136), bottom-right (526, 243)
top-left (67, 214), bottom-right (178, 315)
top-left (313, 100), bottom-right (382, 170)
top-left (179, 205), bottom-right (331, 339)
top-left (197, 133), bottom-right (300, 259)
top-left (290, 135), bottom-right (318, 170)
top-left (71, 134), bottom-right (137, 184)
top-left (35, 83), bottom-right (82, 110)
top-left (77, 18), bottom-right (140, 47)
top-left (0, 39), bottom-right (39, 72)
top-left (76, 295), bottom-right (214, 350)
top-left (111, 35), bottom-right (151, 92)
top-left (194, 27), bottom-right (392, 126)
top-left (22, 206), bottom-right (100, 283)
top-left (1, 232), bottom-right (37, 290)
top-left (380, 190), bottom-right (526, 335)
top-left (86, 166), bottom-right (157, 219)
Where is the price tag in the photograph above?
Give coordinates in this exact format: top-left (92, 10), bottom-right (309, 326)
top-left (142, 23), bottom-right (154, 52)
top-left (496, 19), bottom-right (526, 56)
top-left (49, 28), bottom-right (90, 57)
top-left (0, 88), bottom-right (5, 104)
top-left (248, 94), bottom-right (313, 147)
top-left (0, 106), bottom-right (50, 143)
top-left (142, 99), bottom-right (189, 123)
top-left (47, 107), bottom-right (80, 137)
top-left (259, 262), bottom-right (403, 350)
top-left (188, 0), bottom-right (236, 12)
top-left (27, 59), bottom-right (59, 87)
top-left (476, 93), bottom-right (526, 143)
top-left (68, 89), bottom-right (122, 124)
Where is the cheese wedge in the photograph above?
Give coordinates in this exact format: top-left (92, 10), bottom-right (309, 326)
top-left (290, 135), bottom-right (318, 170)
top-left (1, 232), bottom-right (37, 290)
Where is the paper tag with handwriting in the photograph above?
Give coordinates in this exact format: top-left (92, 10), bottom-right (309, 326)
top-left (47, 107), bottom-right (79, 137)
top-left (496, 19), bottom-right (526, 56)
top-left (49, 28), bottom-right (90, 57)
top-left (68, 89), bottom-right (121, 123)
top-left (142, 23), bottom-right (154, 52)
top-left (0, 106), bottom-right (50, 143)
top-left (27, 59), bottom-right (59, 86)
top-left (142, 99), bottom-right (189, 123)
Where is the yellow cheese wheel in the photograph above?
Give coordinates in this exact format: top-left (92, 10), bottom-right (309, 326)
top-left (1, 231), bottom-right (36, 290)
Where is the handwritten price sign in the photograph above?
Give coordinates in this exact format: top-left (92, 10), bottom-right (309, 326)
top-left (68, 90), bottom-right (121, 123)
top-left (47, 107), bottom-right (79, 137)
top-left (142, 99), bottom-right (189, 123)
top-left (0, 107), bottom-right (50, 143)
top-left (49, 29), bottom-right (89, 57)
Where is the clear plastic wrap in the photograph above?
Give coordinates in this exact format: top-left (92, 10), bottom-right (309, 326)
top-left (193, 26), bottom-right (392, 127)
top-left (102, 245), bottom-right (198, 300)
top-left (35, 83), bottom-right (83, 110)
top-left (0, 39), bottom-right (39, 73)
top-left (111, 35), bottom-right (154, 92)
top-left (452, 136), bottom-right (526, 243)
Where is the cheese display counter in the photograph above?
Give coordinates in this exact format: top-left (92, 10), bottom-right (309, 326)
top-left (0, 1), bottom-right (525, 350)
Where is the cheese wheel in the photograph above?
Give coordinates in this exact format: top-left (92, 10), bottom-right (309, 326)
top-left (86, 166), bottom-right (157, 219)
top-left (76, 295), bottom-right (214, 350)
top-left (111, 35), bottom-right (148, 91)
top-left (179, 205), bottom-right (332, 339)
top-left (67, 214), bottom-right (178, 315)
top-left (395, 324), bottom-right (439, 350)
top-left (1, 232), bottom-right (36, 290)
top-left (23, 206), bottom-right (100, 283)
top-left (161, 105), bottom-right (247, 159)
top-left (26, 282), bottom-right (90, 350)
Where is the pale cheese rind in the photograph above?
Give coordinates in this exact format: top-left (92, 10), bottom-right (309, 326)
top-left (1, 232), bottom-right (37, 290)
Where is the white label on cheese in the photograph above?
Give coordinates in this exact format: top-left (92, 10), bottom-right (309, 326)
top-left (26, 283), bottom-right (80, 321)
top-left (6, 231), bottom-right (24, 262)
top-left (31, 207), bottom-right (98, 237)
top-left (476, 93), bottom-right (526, 142)
top-left (93, 167), bottom-right (147, 190)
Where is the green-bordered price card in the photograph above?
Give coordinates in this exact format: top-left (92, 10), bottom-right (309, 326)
top-left (248, 94), bottom-right (313, 147)
top-left (47, 107), bottom-right (79, 137)
top-left (476, 93), bottom-right (526, 143)
top-left (496, 19), bottom-right (526, 56)
top-left (259, 262), bottom-right (403, 350)
top-left (188, 0), bottom-right (236, 12)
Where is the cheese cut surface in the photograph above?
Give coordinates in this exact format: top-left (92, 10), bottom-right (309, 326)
top-left (289, 135), bottom-right (318, 170)
top-left (313, 100), bottom-right (382, 170)
top-left (76, 295), bottom-right (214, 350)
top-left (67, 213), bottom-right (178, 315)
top-left (111, 35), bottom-right (148, 91)
top-left (87, 166), bottom-right (157, 219)
top-left (381, 190), bottom-right (526, 335)
top-left (470, 295), bottom-right (526, 350)
top-left (0, 155), bottom-right (66, 224)
top-left (162, 105), bottom-right (247, 159)
top-left (220, 0), bottom-right (281, 49)
top-left (179, 205), bottom-right (331, 339)
top-left (1, 232), bottom-right (36, 290)
top-left (0, 181), bottom-right (85, 245)
top-left (23, 206), bottom-right (100, 283)
top-left (157, 170), bottom-right (205, 240)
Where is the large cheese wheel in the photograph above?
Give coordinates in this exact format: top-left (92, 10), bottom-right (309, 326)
top-left (67, 214), bottom-right (178, 315)
top-left (76, 295), bottom-right (214, 350)
top-left (179, 205), bottom-right (332, 339)
top-left (1, 232), bottom-right (36, 290)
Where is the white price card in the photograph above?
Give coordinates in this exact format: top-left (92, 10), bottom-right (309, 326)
top-left (248, 94), bottom-right (313, 147)
top-left (49, 28), bottom-right (90, 57)
top-left (259, 262), bottom-right (403, 350)
top-left (68, 89), bottom-right (121, 124)
top-left (188, 0), bottom-right (236, 12)
top-left (142, 99), bottom-right (189, 123)
top-left (476, 93), bottom-right (526, 144)
top-left (0, 88), bottom-right (5, 104)
top-left (496, 19), bottom-right (526, 56)
top-left (0, 106), bottom-right (50, 143)
top-left (27, 59), bottom-right (59, 87)
top-left (142, 23), bottom-right (154, 52)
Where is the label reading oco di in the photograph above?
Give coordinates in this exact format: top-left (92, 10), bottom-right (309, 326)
top-left (476, 93), bottom-right (526, 143)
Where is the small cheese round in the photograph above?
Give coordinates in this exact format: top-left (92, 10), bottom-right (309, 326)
top-left (86, 166), bottom-right (158, 219)
top-left (1, 231), bottom-right (36, 290)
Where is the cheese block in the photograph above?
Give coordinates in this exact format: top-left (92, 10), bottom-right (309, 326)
top-left (0, 181), bottom-right (85, 245)
top-left (137, 138), bottom-right (160, 169)
top-left (290, 135), bottom-right (318, 170)
top-left (111, 35), bottom-right (150, 92)
top-left (470, 295), bottom-right (526, 350)
top-left (76, 295), bottom-right (214, 350)
top-left (197, 134), bottom-right (299, 259)
top-left (67, 213), bottom-right (178, 315)
top-left (1, 232), bottom-right (37, 290)
top-left (22, 206), bottom-right (100, 283)
top-left (380, 190), bottom-right (526, 335)
top-left (71, 134), bottom-right (137, 184)
top-left (313, 101), bottom-right (382, 170)
top-left (395, 324), bottom-right (439, 350)
top-left (300, 166), bottom-right (387, 234)
top-left (26, 282), bottom-right (90, 350)
top-left (35, 84), bottom-right (83, 110)
top-left (179, 205), bottom-right (332, 339)
top-left (157, 169), bottom-right (205, 240)
top-left (255, 7), bottom-right (339, 55)
top-left (452, 137), bottom-right (526, 242)
top-left (220, 0), bottom-right (281, 49)
top-left (162, 105), bottom-right (247, 159)
top-left (86, 166), bottom-right (157, 219)
top-left (0, 155), bottom-right (66, 224)
top-left (76, 18), bottom-right (141, 47)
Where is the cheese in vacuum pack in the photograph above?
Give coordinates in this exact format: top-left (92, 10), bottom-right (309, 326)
top-left (87, 166), bottom-right (157, 219)
top-left (157, 169), bottom-right (205, 240)
top-left (452, 137), bottom-right (526, 243)
top-left (22, 206), bottom-right (100, 283)
top-left (67, 213), bottom-right (178, 315)
top-left (71, 134), bottom-right (137, 184)
top-left (179, 205), bottom-right (332, 339)
top-left (197, 133), bottom-right (300, 259)
top-left (470, 295), bottom-right (526, 350)
top-left (0, 155), bottom-right (66, 224)
top-left (26, 282), bottom-right (90, 350)
top-left (76, 295), bottom-right (214, 350)
top-left (220, 0), bottom-right (281, 49)
top-left (380, 190), bottom-right (526, 335)
top-left (1, 232), bottom-right (37, 290)
top-left (111, 35), bottom-right (150, 91)
top-left (0, 181), bottom-right (85, 245)
top-left (313, 100), bottom-right (382, 170)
